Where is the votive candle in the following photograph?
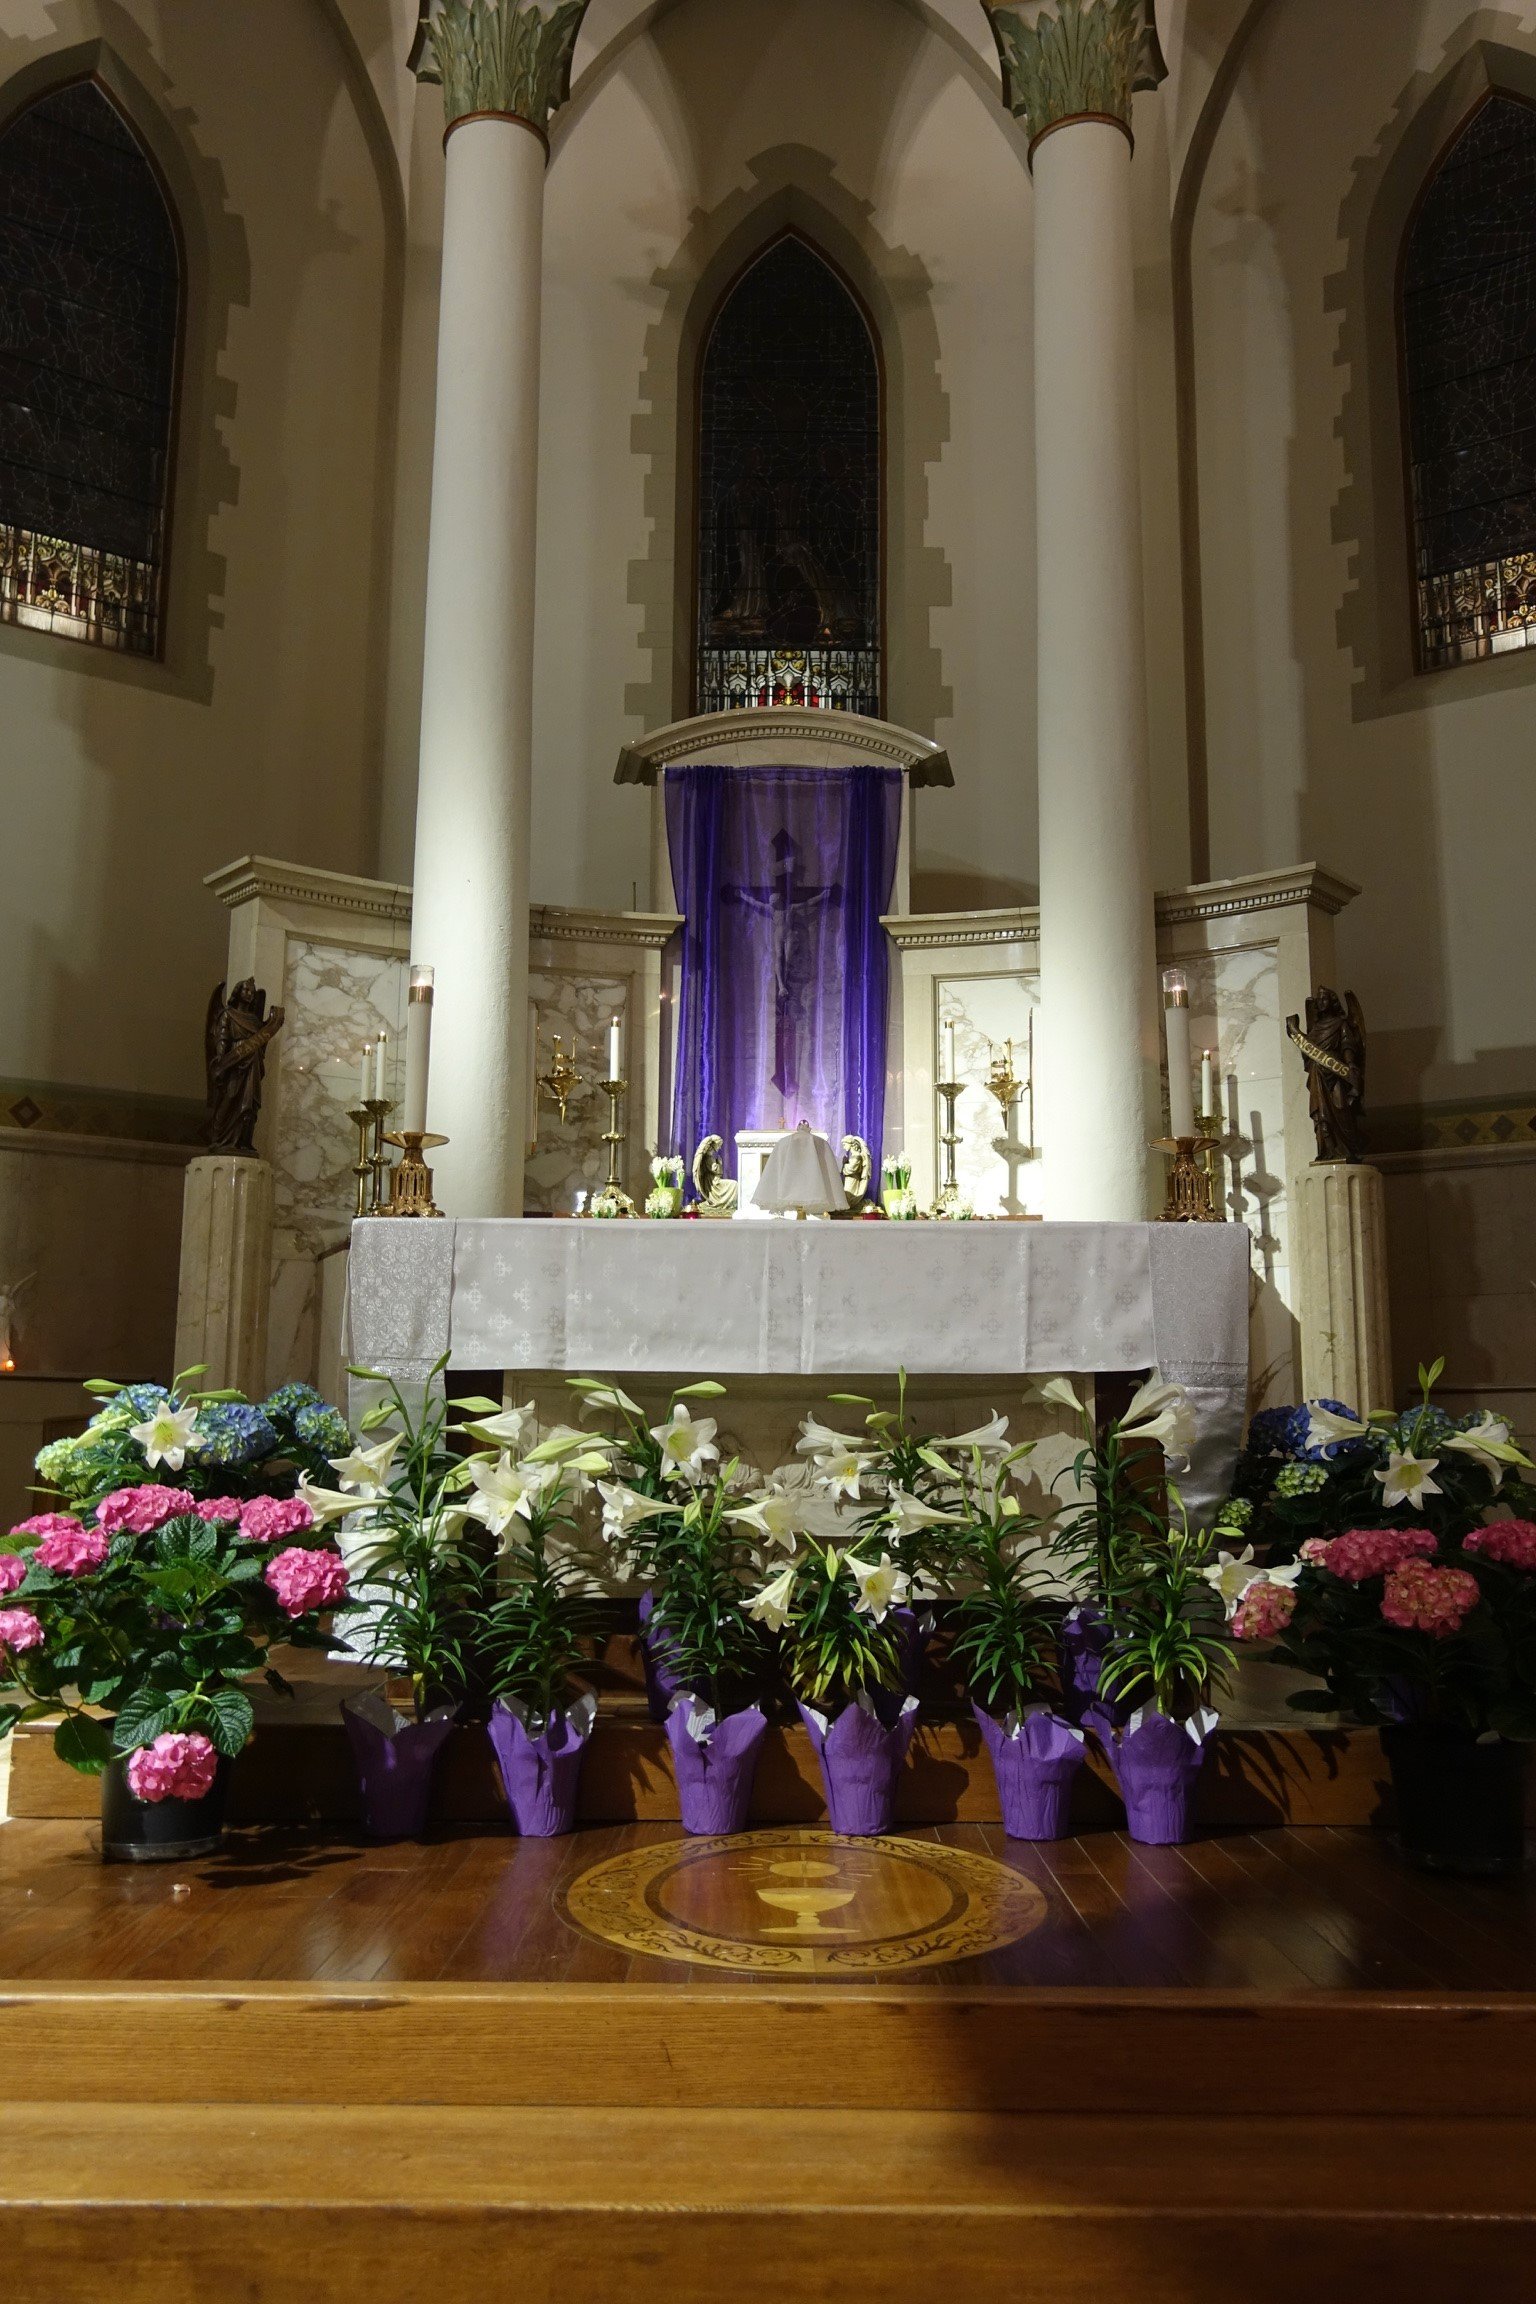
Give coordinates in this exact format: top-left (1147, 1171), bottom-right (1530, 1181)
top-left (608, 1012), bottom-right (622, 1083)
top-left (358, 1043), bottom-right (372, 1109)
top-left (373, 1028), bottom-right (389, 1106)
top-left (1201, 1047), bottom-right (1216, 1125)
top-left (942, 1019), bottom-right (956, 1084)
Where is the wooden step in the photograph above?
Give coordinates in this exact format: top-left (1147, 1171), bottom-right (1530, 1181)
top-left (1, 2100), bottom-right (1533, 2304)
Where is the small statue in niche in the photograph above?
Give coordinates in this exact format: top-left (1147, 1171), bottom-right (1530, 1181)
top-left (1286, 988), bottom-right (1366, 1164)
top-left (204, 979), bottom-right (286, 1156)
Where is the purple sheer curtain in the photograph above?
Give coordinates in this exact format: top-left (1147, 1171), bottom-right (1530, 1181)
top-left (667, 764), bottom-right (902, 1179)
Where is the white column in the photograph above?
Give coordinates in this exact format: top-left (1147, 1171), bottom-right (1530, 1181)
top-left (174, 1156), bottom-right (274, 1398)
top-left (1297, 1161), bottom-right (1394, 1414)
top-left (1033, 115), bottom-right (1159, 1220)
top-left (410, 112), bottom-right (545, 1217)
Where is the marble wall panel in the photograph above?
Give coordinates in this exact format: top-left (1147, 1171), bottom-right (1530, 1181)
top-left (524, 971), bottom-right (628, 1216)
top-left (1180, 945), bottom-right (1291, 1302)
top-left (936, 974), bottom-right (1041, 1216)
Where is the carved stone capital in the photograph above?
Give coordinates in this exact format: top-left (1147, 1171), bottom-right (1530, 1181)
top-left (415, 1), bottom-right (590, 138)
top-left (984, 0), bottom-right (1163, 150)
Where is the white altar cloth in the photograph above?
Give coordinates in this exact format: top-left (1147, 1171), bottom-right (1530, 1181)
top-left (347, 1218), bottom-right (1252, 1511)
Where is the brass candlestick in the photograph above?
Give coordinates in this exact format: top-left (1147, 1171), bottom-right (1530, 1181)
top-left (364, 1097), bottom-right (393, 1212)
top-left (348, 1106), bottom-right (374, 1219)
top-left (932, 1079), bottom-right (973, 1220)
top-left (589, 1077), bottom-right (635, 1218)
top-left (381, 1129), bottom-right (448, 1217)
top-left (537, 1034), bottom-right (582, 1126)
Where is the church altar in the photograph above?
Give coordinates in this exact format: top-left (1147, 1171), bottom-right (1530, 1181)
top-left (347, 1215), bottom-right (1251, 1510)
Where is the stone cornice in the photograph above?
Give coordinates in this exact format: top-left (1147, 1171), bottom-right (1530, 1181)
top-left (883, 908), bottom-right (1040, 951)
top-left (616, 706), bottom-right (954, 787)
top-left (884, 866), bottom-right (1359, 952)
top-left (530, 905), bottom-right (682, 950)
top-left (417, 1), bottom-right (590, 136)
top-left (985, 0), bottom-right (1157, 147)
top-left (205, 857), bottom-right (413, 925)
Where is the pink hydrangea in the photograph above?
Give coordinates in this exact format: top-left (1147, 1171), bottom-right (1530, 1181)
top-left (33, 1521), bottom-right (108, 1576)
top-left (239, 1494), bottom-right (314, 1546)
top-left (0, 1606), bottom-right (44, 1655)
top-left (0, 1553), bottom-right (27, 1596)
top-left (194, 1497), bottom-right (245, 1525)
top-left (1298, 1538), bottom-right (1331, 1565)
top-left (96, 1485), bottom-right (191, 1537)
top-left (264, 1545), bottom-right (348, 1618)
top-left (125, 1730), bottom-right (219, 1805)
top-left (1380, 1561), bottom-right (1480, 1638)
top-left (12, 1511), bottom-right (84, 1543)
top-left (1319, 1526), bottom-right (1438, 1583)
top-left (1464, 1519), bottom-right (1536, 1572)
top-left (1232, 1579), bottom-right (1299, 1641)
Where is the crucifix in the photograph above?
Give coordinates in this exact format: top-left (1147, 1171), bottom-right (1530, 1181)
top-left (724, 827), bottom-right (842, 1102)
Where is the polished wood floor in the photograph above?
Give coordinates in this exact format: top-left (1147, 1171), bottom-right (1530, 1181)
top-left (0, 1816), bottom-right (1530, 1990)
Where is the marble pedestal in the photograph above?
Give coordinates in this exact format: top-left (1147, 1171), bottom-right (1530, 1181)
top-left (1296, 1160), bottom-right (1393, 1415)
top-left (174, 1156), bottom-right (274, 1398)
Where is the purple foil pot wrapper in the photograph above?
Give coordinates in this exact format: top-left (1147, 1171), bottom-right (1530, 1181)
top-left (666, 1696), bottom-right (770, 1835)
top-left (1059, 1604), bottom-right (1133, 1729)
top-left (637, 1588), bottom-right (690, 1724)
top-left (341, 1696), bottom-right (457, 1842)
top-left (797, 1694), bottom-right (920, 1836)
top-left (889, 1604), bottom-right (935, 1698)
top-left (488, 1692), bottom-right (597, 1837)
top-left (1105, 1706), bottom-right (1218, 1845)
top-left (971, 1702), bottom-right (1087, 1841)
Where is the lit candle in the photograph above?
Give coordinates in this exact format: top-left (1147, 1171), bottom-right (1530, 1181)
top-left (1201, 1047), bottom-right (1216, 1125)
top-left (1162, 970), bottom-right (1195, 1139)
top-left (942, 1019), bottom-right (956, 1084)
top-left (373, 1028), bottom-right (389, 1106)
top-left (403, 966), bottom-right (434, 1135)
top-left (608, 1012), bottom-right (622, 1083)
top-left (358, 1043), bottom-right (372, 1110)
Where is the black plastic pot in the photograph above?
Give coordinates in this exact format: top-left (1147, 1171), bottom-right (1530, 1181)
top-left (100, 1755), bottom-right (230, 1863)
top-left (1381, 1725), bottom-right (1528, 1877)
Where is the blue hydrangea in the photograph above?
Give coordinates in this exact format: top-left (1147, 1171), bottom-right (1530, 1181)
top-left (1247, 1398), bottom-right (1364, 1464)
top-left (292, 1400), bottom-right (351, 1457)
top-left (1379, 1404), bottom-right (1460, 1456)
top-left (1275, 1461), bottom-right (1330, 1498)
top-left (186, 1401), bottom-right (279, 1469)
top-left (263, 1381), bottom-right (326, 1424)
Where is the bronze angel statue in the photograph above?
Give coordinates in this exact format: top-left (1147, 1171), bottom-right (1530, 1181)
top-left (204, 979), bottom-right (286, 1155)
top-left (1285, 988), bottom-right (1366, 1163)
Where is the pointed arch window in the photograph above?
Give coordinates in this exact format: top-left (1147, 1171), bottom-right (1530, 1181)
top-left (0, 78), bottom-right (181, 656)
top-left (695, 234), bottom-right (882, 716)
top-left (1403, 92), bottom-right (1536, 670)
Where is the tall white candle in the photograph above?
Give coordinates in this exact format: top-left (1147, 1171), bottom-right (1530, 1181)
top-left (1162, 971), bottom-right (1195, 1139)
top-left (404, 966), bottom-right (434, 1135)
top-left (941, 1019), bottom-right (956, 1084)
top-left (358, 1044), bottom-right (372, 1110)
top-left (1200, 1047), bottom-right (1216, 1125)
top-left (608, 1012), bottom-right (622, 1083)
top-left (373, 1028), bottom-right (389, 1106)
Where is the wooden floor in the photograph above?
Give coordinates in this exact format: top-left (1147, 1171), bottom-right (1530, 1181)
top-left (1, 1815), bottom-right (1531, 1990)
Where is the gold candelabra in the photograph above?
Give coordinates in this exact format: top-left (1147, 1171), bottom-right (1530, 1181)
top-left (588, 1076), bottom-right (635, 1218)
top-left (349, 1100), bottom-right (397, 1216)
top-left (537, 1033), bottom-right (582, 1125)
top-left (381, 1129), bottom-right (448, 1217)
top-left (931, 1076), bottom-right (973, 1220)
top-left (1156, 1104), bottom-right (1224, 1223)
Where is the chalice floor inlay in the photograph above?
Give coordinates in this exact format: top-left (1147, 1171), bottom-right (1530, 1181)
top-left (559, 1828), bottom-right (1048, 1974)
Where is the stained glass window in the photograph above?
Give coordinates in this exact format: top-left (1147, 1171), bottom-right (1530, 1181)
top-left (0, 80), bottom-right (180, 657)
top-left (1403, 94), bottom-right (1536, 671)
top-left (695, 235), bottom-right (881, 717)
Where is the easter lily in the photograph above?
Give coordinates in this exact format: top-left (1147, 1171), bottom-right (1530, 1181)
top-left (650, 1406), bottom-right (719, 1481)
top-left (1444, 1413), bottom-right (1530, 1489)
top-left (464, 1399), bottom-right (538, 1449)
top-left (1374, 1449), bottom-right (1442, 1511)
top-left (1120, 1377), bottom-right (1197, 1466)
top-left (328, 1433), bottom-right (401, 1496)
top-left (727, 1487), bottom-right (802, 1551)
top-left (813, 1447), bottom-right (870, 1501)
top-left (1304, 1402), bottom-right (1371, 1451)
top-left (746, 1563), bottom-right (797, 1632)
top-left (849, 1552), bottom-right (910, 1623)
top-left (129, 1400), bottom-right (200, 1472)
top-left (464, 1452), bottom-right (552, 1537)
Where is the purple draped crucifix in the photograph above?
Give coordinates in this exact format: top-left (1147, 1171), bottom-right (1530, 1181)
top-left (666, 763), bottom-right (902, 1179)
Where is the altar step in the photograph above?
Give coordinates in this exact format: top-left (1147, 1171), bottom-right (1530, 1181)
top-left (6, 1710), bottom-right (1436, 1831)
top-left (1, 1986), bottom-right (1533, 2302)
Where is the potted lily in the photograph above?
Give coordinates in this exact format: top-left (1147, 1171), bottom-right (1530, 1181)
top-left (0, 1379), bottom-right (347, 1860)
top-left (946, 1443), bottom-right (1086, 1840)
top-left (305, 1365), bottom-right (485, 1840)
top-left (1229, 1362), bottom-right (1536, 1873)
top-left (650, 1474), bottom-right (783, 1833)
top-left (34, 1369), bottom-right (352, 1515)
top-left (469, 1420), bottom-right (615, 1836)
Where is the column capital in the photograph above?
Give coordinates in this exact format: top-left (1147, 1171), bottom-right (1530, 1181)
top-left (411, 0), bottom-right (591, 140)
top-left (983, 0), bottom-right (1165, 154)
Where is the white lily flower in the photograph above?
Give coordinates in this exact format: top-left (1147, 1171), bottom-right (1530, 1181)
top-left (464, 1452), bottom-right (552, 1536)
top-left (814, 1447), bottom-right (870, 1500)
top-left (328, 1433), bottom-right (401, 1496)
top-left (597, 1481), bottom-right (674, 1541)
top-left (850, 1552), bottom-right (911, 1623)
top-left (883, 1489), bottom-right (966, 1536)
top-left (1199, 1545), bottom-right (1272, 1617)
top-left (650, 1406), bottom-right (719, 1481)
top-left (1444, 1413), bottom-right (1530, 1489)
top-left (1374, 1449), bottom-right (1442, 1510)
top-left (746, 1562), bottom-right (797, 1631)
top-left (130, 1400), bottom-right (200, 1471)
top-left (931, 1412), bottom-right (1011, 1455)
top-left (464, 1400), bottom-right (537, 1449)
top-left (297, 1473), bottom-right (364, 1526)
top-left (1304, 1402), bottom-right (1371, 1451)
top-left (1121, 1377), bottom-right (1198, 1467)
top-left (795, 1413), bottom-right (865, 1457)
top-left (727, 1488), bottom-right (802, 1551)
top-left (1036, 1377), bottom-right (1086, 1417)
top-left (569, 1376), bottom-right (643, 1417)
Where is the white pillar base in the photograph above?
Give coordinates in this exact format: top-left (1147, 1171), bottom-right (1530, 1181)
top-left (173, 1155), bottom-right (274, 1399)
top-left (1296, 1160), bottom-right (1393, 1414)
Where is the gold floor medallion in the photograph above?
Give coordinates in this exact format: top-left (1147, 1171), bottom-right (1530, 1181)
top-left (559, 1829), bottom-right (1048, 1975)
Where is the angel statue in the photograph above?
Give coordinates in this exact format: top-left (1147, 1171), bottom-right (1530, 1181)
top-left (1285, 988), bottom-right (1366, 1164)
top-left (204, 979), bottom-right (286, 1155)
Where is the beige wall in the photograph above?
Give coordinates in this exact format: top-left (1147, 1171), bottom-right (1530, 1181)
top-left (0, 0), bottom-right (400, 1105)
top-left (1187, 0), bottom-right (1536, 1114)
